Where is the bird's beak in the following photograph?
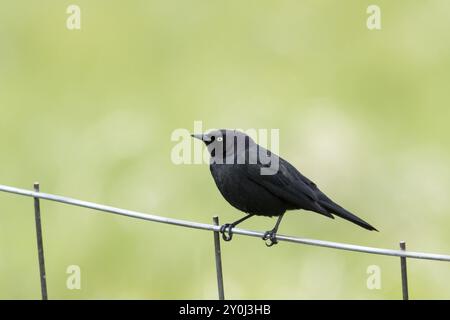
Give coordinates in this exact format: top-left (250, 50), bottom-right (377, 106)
top-left (191, 133), bottom-right (204, 141)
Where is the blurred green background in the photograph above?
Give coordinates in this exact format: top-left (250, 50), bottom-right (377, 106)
top-left (1, 0), bottom-right (450, 299)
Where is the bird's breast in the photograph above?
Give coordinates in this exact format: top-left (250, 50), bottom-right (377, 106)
top-left (209, 164), bottom-right (286, 216)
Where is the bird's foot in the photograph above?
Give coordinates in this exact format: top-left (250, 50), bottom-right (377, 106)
top-left (262, 230), bottom-right (278, 247)
top-left (219, 223), bottom-right (235, 241)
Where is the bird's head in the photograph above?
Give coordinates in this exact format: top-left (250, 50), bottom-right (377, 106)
top-left (191, 129), bottom-right (255, 162)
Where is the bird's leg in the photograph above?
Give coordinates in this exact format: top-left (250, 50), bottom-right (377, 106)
top-left (220, 214), bottom-right (255, 241)
top-left (262, 213), bottom-right (285, 247)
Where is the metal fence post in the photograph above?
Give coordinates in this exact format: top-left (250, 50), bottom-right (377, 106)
top-left (212, 216), bottom-right (225, 300)
top-left (33, 182), bottom-right (48, 300)
top-left (400, 241), bottom-right (409, 300)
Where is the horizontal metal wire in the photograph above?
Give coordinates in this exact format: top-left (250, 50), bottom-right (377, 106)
top-left (1, 184), bottom-right (450, 262)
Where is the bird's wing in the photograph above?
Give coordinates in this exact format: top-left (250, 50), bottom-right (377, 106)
top-left (245, 155), bottom-right (333, 217)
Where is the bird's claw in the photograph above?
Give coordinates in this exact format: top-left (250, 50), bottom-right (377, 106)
top-left (262, 230), bottom-right (278, 247)
top-left (219, 223), bottom-right (234, 241)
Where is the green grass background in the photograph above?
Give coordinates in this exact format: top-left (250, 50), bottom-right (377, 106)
top-left (1, 0), bottom-right (450, 299)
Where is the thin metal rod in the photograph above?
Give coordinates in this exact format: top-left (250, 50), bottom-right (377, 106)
top-left (212, 216), bottom-right (225, 300)
top-left (1, 184), bottom-right (450, 262)
top-left (400, 241), bottom-right (409, 300)
top-left (33, 183), bottom-right (48, 300)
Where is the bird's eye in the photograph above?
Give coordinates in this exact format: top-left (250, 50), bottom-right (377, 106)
top-left (217, 137), bottom-right (223, 142)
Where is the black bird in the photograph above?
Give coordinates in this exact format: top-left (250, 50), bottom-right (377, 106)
top-left (192, 129), bottom-right (377, 246)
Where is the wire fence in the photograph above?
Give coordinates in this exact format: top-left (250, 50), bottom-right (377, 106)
top-left (1, 183), bottom-right (450, 300)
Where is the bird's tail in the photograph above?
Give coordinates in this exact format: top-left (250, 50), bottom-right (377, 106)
top-left (318, 200), bottom-right (378, 231)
